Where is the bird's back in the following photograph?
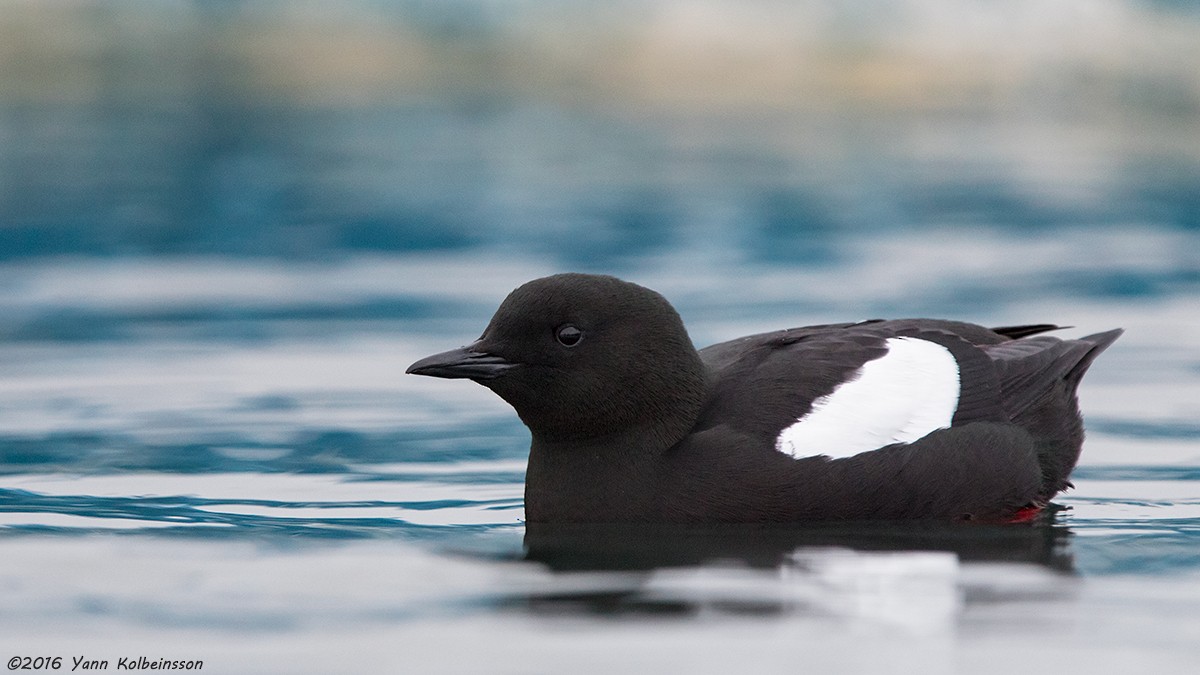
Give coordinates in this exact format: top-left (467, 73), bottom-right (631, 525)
top-left (694, 319), bottom-right (1122, 503)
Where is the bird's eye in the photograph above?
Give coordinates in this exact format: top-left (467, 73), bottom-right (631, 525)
top-left (555, 324), bottom-right (582, 347)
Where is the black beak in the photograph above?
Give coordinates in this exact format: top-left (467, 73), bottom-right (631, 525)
top-left (406, 343), bottom-right (517, 380)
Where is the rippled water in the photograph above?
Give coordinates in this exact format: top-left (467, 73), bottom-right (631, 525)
top-left (2, 241), bottom-right (1198, 673)
top-left (3, 1), bottom-right (1200, 673)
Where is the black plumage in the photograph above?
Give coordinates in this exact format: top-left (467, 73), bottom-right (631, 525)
top-left (408, 273), bottom-right (1121, 524)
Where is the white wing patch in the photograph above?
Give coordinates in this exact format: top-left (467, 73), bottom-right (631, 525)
top-left (775, 337), bottom-right (960, 460)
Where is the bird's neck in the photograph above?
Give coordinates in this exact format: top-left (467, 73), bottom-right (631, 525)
top-left (524, 374), bottom-right (709, 523)
top-left (524, 431), bottom-right (668, 523)
top-left (520, 345), bottom-right (709, 523)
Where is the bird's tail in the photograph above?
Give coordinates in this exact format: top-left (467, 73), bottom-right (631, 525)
top-left (1065, 329), bottom-right (1124, 387)
top-left (985, 328), bottom-right (1123, 498)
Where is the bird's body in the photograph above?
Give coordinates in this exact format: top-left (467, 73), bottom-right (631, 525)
top-left (408, 274), bottom-right (1121, 524)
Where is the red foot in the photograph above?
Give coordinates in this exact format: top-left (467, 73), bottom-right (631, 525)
top-left (1007, 504), bottom-right (1044, 523)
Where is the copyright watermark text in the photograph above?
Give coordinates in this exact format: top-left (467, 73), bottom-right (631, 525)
top-left (7, 656), bottom-right (202, 672)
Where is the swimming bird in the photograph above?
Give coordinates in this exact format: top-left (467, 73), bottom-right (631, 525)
top-left (407, 273), bottom-right (1121, 524)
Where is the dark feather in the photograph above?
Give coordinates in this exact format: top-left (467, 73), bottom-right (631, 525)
top-left (990, 324), bottom-right (1067, 340)
top-left (983, 328), bottom-right (1123, 495)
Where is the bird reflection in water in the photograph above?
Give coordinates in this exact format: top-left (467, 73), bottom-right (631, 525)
top-left (511, 510), bottom-right (1075, 620)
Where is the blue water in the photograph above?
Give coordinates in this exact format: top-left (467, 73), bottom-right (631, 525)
top-left (2, 2), bottom-right (1200, 673)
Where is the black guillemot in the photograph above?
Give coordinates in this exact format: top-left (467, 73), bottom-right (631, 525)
top-left (408, 273), bottom-right (1121, 524)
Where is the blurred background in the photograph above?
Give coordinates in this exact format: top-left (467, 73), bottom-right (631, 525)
top-left (1, 2), bottom-right (1199, 672)
top-left (2, 0), bottom-right (1197, 264)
